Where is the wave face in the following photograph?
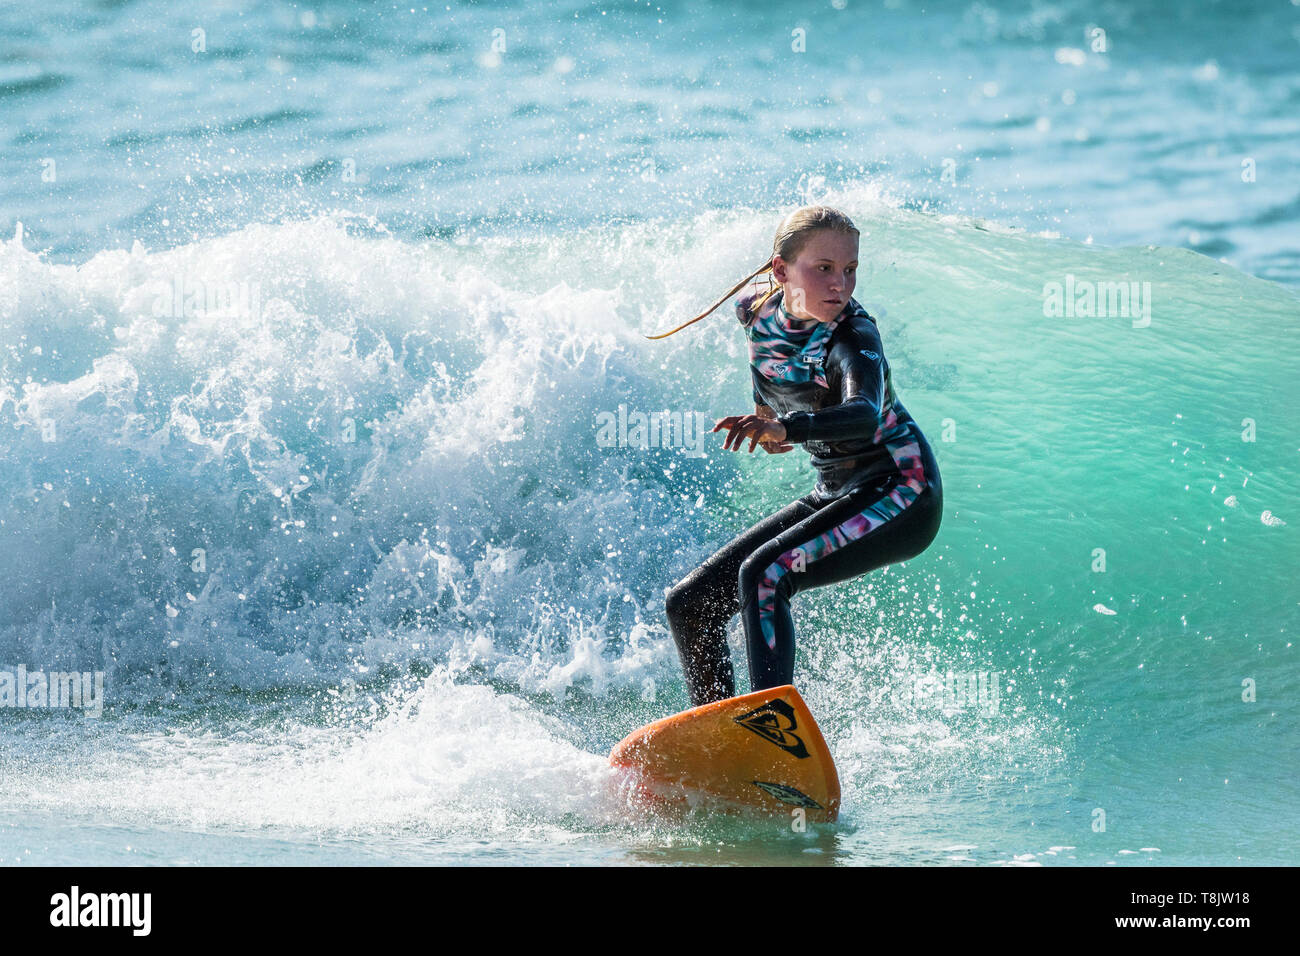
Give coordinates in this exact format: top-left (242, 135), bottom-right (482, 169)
top-left (1, 188), bottom-right (1297, 864)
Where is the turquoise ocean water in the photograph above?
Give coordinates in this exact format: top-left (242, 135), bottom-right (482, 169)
top-left (1, 1), bottom-right (1297, 865)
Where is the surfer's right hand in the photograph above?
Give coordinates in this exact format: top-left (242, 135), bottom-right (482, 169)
top-left (712, 415), bottom-right (788, 453)
top-left (753, 403), bottom-right (793, 452)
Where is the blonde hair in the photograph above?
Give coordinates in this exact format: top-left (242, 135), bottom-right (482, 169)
top-left (647, 205), bottom-right (860, 339)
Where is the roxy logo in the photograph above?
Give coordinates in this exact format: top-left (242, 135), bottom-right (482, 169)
top-left (50, 886), bottom-right (151, 936)
top-left (733, 699), bottom-right (810, 758)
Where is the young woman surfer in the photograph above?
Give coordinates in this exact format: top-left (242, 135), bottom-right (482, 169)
top-left (649, 205), bottom-right (943, 707)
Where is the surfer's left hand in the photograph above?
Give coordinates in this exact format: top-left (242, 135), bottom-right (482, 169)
top-left (711, 415), bottom-right (788, 453)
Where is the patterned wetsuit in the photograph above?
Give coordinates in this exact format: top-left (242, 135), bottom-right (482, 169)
top-left (666, 287), bottom-right (943, 706)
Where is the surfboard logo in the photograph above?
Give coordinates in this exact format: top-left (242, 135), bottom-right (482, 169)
top-left (752, 780), bottom-right (824, 809)
top-left (733, 699), bottom-right (810, 759)
top-left (859, 348), bottom-right (879, 360)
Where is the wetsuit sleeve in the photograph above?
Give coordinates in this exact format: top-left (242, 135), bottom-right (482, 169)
top-left (776, 323), bottom-right (885, 444)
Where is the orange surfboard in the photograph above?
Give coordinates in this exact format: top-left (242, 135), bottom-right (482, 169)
top-left (609, 685), bottom-right (840, 822)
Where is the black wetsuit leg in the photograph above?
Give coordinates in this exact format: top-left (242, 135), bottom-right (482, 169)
top-left (666, 493), bottom-right (822, 706)
top-left (667, 474), bottom-right (942, 706)
top-left (738, 480), bottom-right (942, 693)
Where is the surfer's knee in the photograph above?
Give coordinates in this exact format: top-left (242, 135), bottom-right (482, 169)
top-left (665, 579), bottom-right (705, 631)
top-left (736, 555), bottom-right (760, 604)
top-left (737, 550), bottom-right (782, 604)
top-left (911, 484), bottom-right (943, 550)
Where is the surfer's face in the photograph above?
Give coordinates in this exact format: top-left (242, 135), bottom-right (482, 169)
top-left (772, 230), bottom-right (858, 323)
